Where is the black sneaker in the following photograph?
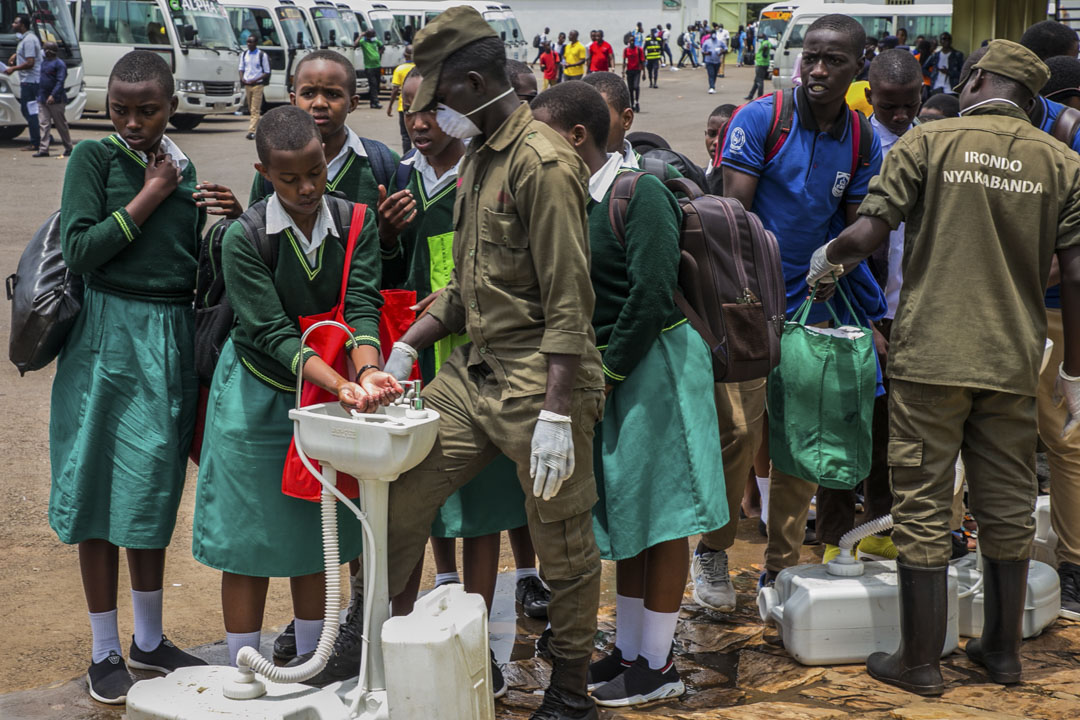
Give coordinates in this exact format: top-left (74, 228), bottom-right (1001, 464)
top-left (516, 575), bottom-right (551, 619)
top-left (245, 132), bottom-right (255, 139)
top-left (294, 607), bottom-right (364, 686)
top-left (591, 656), bottom-right (684, 707)
top-left (587, 648), bottom-right (631, 691)
top-left (1060, 562), bottom-right (1080, 621)
top-left (128, 635), bottom-right (208, 673)
top-left (491, 650), bottom-right (507, 698)
top-left (535, 627), bottom-right (553, 660)
top-left (274, 620), bottom-right (297, 661)
top-left (86, 652), bottom-right (133, 705)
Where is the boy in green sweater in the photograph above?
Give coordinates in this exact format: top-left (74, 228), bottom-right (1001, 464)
top-left (193, 105), bottom-right (401, 677)
top-left (248, 50), bottom-right (397, 212)
top-left (532, 81), bottom-right (726, 707)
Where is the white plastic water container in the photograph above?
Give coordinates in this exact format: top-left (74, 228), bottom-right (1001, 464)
top-left (382, 583), bottom-right (494, 720)
top-left (951, 555), bottom-right (1060, 638)
top-left (760, 561), bottom-right (960, 666)
top-left (1032, 495), bottom-right (1059, 567)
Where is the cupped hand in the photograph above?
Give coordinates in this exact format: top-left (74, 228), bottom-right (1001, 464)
top-left (359, 370), bottom-right (404, 406)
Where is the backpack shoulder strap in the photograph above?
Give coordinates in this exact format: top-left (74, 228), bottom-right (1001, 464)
top-left (764, 88), bottom-right (794, 163)
top-left (606, 171), bottom-right (645, 248)
top-left (641, 155), bottom-right (667, 181)
top-left (361, 137), bottom-right (395, 189)
top-left (1051, 107), bottom-right (1080, 150)
top-left (847, 109), bottom-right (873, 191)
top-left (325, 193), bottom-right (355, 243)
top-left (395, 149), bottom-right (417, 193)
top-left (237, 200), bottom-right (276, 270)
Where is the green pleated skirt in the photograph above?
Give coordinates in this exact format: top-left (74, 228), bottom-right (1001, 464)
top-left (192, 340), bottom-right (364, 577)
top-left (592, 322), bottom-right (729, 560)
top-left (49, 288), bottom-right (198, 549)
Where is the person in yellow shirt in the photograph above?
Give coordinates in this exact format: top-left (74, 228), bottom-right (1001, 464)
top-left (563, 30), bottom-right (587, 79)
top-left (386, 44), bottom-right (414, 153)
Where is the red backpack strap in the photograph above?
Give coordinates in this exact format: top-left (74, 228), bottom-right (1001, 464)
top-left (607, 172), bottom-right (645, 248)
top-left (764, 89), bottom-right (795, 163)
top-left (847, 109), bottom-right (873, 192)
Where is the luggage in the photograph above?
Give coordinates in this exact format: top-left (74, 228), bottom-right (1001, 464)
top-left (6, 210), bottom-right (84, 375)
top-left (608, 173), bottom-right (785, 382)
top-left (767, 283), bottom-right (876, 489)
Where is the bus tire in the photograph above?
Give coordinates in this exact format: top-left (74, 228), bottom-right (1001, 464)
top-left (169, 114), bottom-right (203, 131)
top-left (0, 125), bottom-right (27, 141)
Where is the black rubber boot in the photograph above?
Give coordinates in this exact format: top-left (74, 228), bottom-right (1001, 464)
top-left (530, 655), bottom-right (599, 720)
top-left (965, 557), bottom-right (1028, 685)
top-left (866, 562), bottom-right (948, 696)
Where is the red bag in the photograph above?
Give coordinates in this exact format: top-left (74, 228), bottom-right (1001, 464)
top-left (281, 204), bottom-right (367, 502)
top-left (378, 289), bottom-right (421, 379)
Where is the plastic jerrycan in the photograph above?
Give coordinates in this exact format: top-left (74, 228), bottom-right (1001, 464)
top-left (382, 583), bottom-right (495, 720)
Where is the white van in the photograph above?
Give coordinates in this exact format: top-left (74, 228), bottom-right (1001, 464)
top-left (345, 2), bottom-right (405, 91)
top-left (290, 0), bottom-right (367, 93)
top-left (73, 0), bottom-right (243, 130)
top-left (773, 2), bottom-right (953, 90)
top-left (222, 0), bottom-right (315, 104)
top-left (0, 0), bottom-right (87, 141)
top-left (383, 1), bottom-right (524, 61)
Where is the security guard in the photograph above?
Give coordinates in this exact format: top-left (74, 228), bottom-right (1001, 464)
top-left (643, 31), bottom-right (663, 88)
top-left (807, 40), bottom-right (1080, 697)
top-left (381, 7), bottom-right (606, 720)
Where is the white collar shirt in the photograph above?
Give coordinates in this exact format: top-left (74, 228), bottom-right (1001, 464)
top-left (620, 138), bottom-right (639, 169)
top-left (265, 193), bottom-right (338, 267)
top-left (326, 126), bottom-right (367, 182)
top-left (403, 150), bottom-right (462, 197)
top-left (116, 133), bottom-right (190, 172)
top-left (589, 152), bottom-right (625, 202)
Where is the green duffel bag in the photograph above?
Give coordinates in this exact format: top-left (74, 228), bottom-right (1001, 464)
top-left (767, 282), bottom-right (876, 490)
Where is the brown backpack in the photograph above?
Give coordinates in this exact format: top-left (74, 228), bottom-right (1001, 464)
top-left (608, 173), bottom-right (786, 382)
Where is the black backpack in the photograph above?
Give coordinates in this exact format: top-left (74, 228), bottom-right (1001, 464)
top-left (533, 33), bottom-right (541, 48)
top-left (639, 148), bottom-right (710, 194)
top-left (6, 210), bottom-right (84, 375)
top-left (193, 193), bottom-right (355, 385)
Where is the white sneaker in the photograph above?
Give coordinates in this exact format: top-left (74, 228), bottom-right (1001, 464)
top-left (708, 88), bottom-right (716, 94)
top-left (691, 549), bottom-right (735, 612)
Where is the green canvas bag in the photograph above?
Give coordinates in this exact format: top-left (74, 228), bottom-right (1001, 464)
top-left (767, 282), bottom-right (876, 490)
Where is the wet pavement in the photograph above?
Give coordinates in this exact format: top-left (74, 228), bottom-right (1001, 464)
top-left (4, 557), bottom-right (1079, 720)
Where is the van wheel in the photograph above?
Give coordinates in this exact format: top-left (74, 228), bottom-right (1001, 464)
top-left (0, 125), bottom-right (27, 141)
top-left (169, 114), bottom-right (203, 131)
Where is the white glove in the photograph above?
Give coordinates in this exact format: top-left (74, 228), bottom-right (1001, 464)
top-left (1053, 363), bottom-right (1080, 439)
top-left (530, 410), bottom-right (575, 501)
top-left (384, 341), bottom-right (417, 382)
top-left (806, 239), bottom-right (844, 285)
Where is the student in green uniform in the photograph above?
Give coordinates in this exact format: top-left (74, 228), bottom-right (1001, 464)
top-left (192, 105), bottom-right (402, 672)
top-left (376, 68), bottom-right (539, 696)
top-left (532, 81), bottom-right (727, 708)
top-left (247, 50), bottom-right (398, 212)
top-left (582, 71), bottom-right (680, 180)
top-left (807, 40), bottom-right (1080, 696)
top-left (51, 50), bottom-right (243, 705)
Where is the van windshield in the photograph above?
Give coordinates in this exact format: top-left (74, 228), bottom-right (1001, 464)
top-left (172, 0), bottom-right (239, 49)
top-left (370, 10), bottom-right (400, 43)
top-left (275, 5), bottom-right (311, 48)
top-left (308, 5), bottom-right (349, 47)
top-left (336, 6), bottom-right (362, 45)
top-left (3, 0), bottom-right (81, 60)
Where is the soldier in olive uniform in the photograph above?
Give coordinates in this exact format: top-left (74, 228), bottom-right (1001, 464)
top-left (381, 7), bottom-right (606, 720)
top-left (807, 40), bottom-right (1080, 696)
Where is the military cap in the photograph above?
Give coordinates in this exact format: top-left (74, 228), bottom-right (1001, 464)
top-left (954, 39), bottom-right (1049, 96)
top-left (409, 5), bottom-right (497, 111)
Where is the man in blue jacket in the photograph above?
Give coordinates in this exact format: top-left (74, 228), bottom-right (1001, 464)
top-left (33, 41), bottom-right (72, 157)
top-left (922, 31), bottom-right (964, 97)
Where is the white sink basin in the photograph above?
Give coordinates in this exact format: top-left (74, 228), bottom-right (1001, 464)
top-left (288, 403), bottom-right (439, 480)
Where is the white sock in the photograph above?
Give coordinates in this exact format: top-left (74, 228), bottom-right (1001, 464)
top-left (89, 609), bottom-right (123, 663)
top-left (640, 608), bottom-right (679, 671)
top-left (294, 618), bottom-right (324, 656)
top-left (614, 594), bottom-right (644, 661)
top-left (131, 588), bottom-right (164, 652)
top-left (515, 567), bottom-right (539, 582)
top-left (435, 572), bottom-right (460, 586)
top-left (227, 631), bottom-right (261, 667)
top-left (756, 476), bottom-right (770, 524)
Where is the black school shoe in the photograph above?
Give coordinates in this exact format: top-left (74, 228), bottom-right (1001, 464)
top-left (128, 635), bottom-right (208, 673)
top-left (86, 651), bottom-right (133, 705)
top-left (587, 647), bottom-right (631, 691)
top-left (274, 620), bottom-right (297, 661)
top-left (491, 650), bottom-right (508, 698)
top-left (292, 607), bottom-right (365, 686)
top-left (516, 575), bottom-right (551, 619)
top-left (591, 656), bottom-right (685, 707)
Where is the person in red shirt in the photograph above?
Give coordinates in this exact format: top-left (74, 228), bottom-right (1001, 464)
top-left (622, 33), bottom-right (645, 111)
top-left (539, 41), bottom-right (560, 89)
top-left (589, 29), bottom-right (615, 73)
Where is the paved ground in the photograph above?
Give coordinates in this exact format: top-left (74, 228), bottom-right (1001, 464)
top-left (2, 62), bottom-right (1078, 718)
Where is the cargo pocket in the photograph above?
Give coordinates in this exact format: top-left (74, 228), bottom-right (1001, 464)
top-left (534, 473), bottom-right (599, 525)
top-left (888, 437), bottom-right (923, 467)
top-left (480, 209), bottom-right (532, 287)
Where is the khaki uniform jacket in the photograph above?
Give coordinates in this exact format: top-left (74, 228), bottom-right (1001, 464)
top-left (858, 103), bottom-right (1080, 396)
top-left (427, 103), bottom-right (605, 400)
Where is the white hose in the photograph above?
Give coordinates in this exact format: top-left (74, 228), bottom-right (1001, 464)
top-left (235, 425), bottom-right (377, 688)
top-left (827, 514), bottom-right (894, 576)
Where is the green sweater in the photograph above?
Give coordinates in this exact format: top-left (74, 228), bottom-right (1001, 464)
top-left (381, 164), bottom-right (461, 381)
top-left (223, 204), bottom-right (383, 392)
top-left (589, 171), bottom-right (683, 384)
top-left (60, 135), bottom-right (205, 302)
top-left (248, 145), bottom-right (397, 211)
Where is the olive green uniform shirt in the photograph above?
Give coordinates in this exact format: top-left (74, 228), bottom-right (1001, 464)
top-left (858, 103), bottom-right (1080, 396)
top-left (426, 103), bottom-right (605, 399)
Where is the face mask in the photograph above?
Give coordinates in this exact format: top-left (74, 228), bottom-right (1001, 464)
top-left (959, 97), bottom-right (1021, 116)
top-left (435, 87), bottom-right (516, 139)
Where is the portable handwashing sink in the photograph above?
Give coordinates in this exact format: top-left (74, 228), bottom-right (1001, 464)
top-left (127, 321), bottom-right (493, 720)
top-left (951, 554), bottom-right (1060, 639)
top-left (1032, 495), bottom-right (1059, 567)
